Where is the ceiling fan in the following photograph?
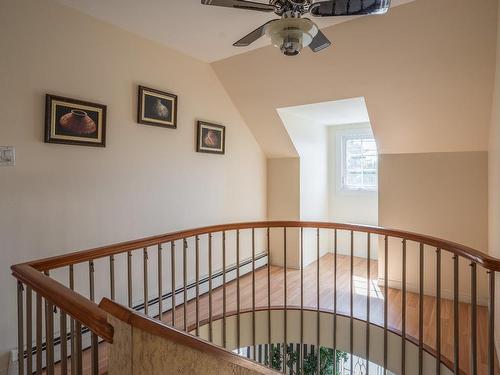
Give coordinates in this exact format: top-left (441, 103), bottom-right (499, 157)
top-left (201, 0), bottom-right (391, 56)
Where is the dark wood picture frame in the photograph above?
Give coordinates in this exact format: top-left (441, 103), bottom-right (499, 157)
top-left (137, 85), bottom-right (178, 129)
top-left (45, 94), bottom-right (107, 147)
top-left (196, 121), bottom-right (226, 155)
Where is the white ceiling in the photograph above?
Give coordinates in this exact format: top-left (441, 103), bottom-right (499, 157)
top-left (54, 0), bottom-right (416, 63)
top-left (278, 97), bottom-right (370, 126)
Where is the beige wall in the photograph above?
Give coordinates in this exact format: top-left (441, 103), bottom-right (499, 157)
top-left (379, 152), bottom-right (489, 302)
top-left (489, 0), bottom-right (500, 357)
top-left (212, 0), bottom-right (497, 158)
top-left (0, 0), bottom-right (266, 372)
top-left (267, 158), bottom-right (300, 222)
top-left (267, 158), bottom-right (300, 268)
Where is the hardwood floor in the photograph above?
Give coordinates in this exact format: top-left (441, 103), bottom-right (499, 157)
top-left (51, 253), bottom-right (499, 374)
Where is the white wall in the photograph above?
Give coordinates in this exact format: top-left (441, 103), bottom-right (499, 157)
top-left (278, 111), bottom-right (330, 266)
top-left (0, 0), bottom-right (266, 372)
top-left (328, 124), bottom-right (379, 259)
top-left (279, 111), bottom-right (329, 223)
top-left (277, 113), bottom-right (379, 265)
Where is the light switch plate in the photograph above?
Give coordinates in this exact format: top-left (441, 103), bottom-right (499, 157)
top-left (0, 146), bottom-right (15, 166)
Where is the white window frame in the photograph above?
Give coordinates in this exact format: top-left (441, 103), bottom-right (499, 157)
top-left (335, 127), bottom-right (378, 193)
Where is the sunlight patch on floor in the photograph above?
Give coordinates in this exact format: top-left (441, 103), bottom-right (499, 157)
top-left (353, 275), bottom-right (384, 300)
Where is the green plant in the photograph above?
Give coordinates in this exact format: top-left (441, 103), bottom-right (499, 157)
top-left (267, 345), bottom-right (283, 371)
top-left (264, 344), bottom-right (349, 375)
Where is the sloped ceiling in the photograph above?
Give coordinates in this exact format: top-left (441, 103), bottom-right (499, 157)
top-left (212, 0), bottom-right (498, 157)
top-left (54, 0), bottom-right (415, 63)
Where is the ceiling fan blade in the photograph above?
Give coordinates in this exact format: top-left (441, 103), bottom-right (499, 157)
top-left (310, 0), bottom-right (391, 17)
top-left (233, 20), bottom-right (276, 47)
top-left (201, 0), bottom-right (276, 12)
top-left (309, 29), bottom-right (332, 52)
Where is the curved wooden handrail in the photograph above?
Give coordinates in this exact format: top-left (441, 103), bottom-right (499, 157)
top-left (99, 298), bottom-right (281, 375)
top-left (23, 221), bottom-right (500, 272)
top-left (11, 264), bottom-right (114, 343)
top-left (10, 220), bottom-right (498, 373)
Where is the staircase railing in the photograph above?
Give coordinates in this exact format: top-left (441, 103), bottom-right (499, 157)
top-left (11, 221), bottom-right (500, 375)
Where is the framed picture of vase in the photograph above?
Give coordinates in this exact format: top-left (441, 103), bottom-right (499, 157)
top-left (196, 121), bottom-right (226, 155)
top-left (45, 94), bottom-right (107, 147)
top-left (137, 86), bottom-right (178, 129)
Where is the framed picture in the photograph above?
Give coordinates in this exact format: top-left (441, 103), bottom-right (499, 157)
top-left (196, 121), bottom-right (226, 155)
top-left (45, 94), bottom-right (107, 147)
top-left (137, 86), bottom-right (177, 128)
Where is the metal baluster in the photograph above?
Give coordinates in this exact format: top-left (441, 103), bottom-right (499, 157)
top-left (110, 255), bottom-right (115, 301)
top-left (75, 321), bottom-right (83, 375)
top-left (69, 265), bottom-right (76, 375)
top-left (89, 260), bottom-right (98, 375)
top-left (127, 251), bottom-right (133, 308)
top-left (237, 229), bottom-right (241, 350)
top-left (144, 248), bottom-right (149, 315)
top-left (488, 270), bottom-right (496, 375)
top-left (267, 227), bottom-right (271, 365)
top-left (196, 236), bottom-right (200, 336)
top-left (252, 228), bottom-right (256, 360)
top-left (470, 263), bottom-right (477, 375)
top-left (45, 302), bottom-right (54, 375)
top-left (283, 227), bottom-right (287, 373)
top-left (436, 249), bottom-right (441, 375)
top-left (70, 267), bottom-right (81, 375)
top-left (183, 239), bottom-right (188, 332)
top-left (17, 281), bottom-right (24, 375)
top-left (418, 244), bottom-right (424, 375)
top-left (453, 255), bottom-right (459, 375)
top-left (208, 233), bottom-right (213, 342)
top-left (26, 286), bottom-right (32, 375)
top-left (316, 228), bottom-right (320, 375)
top-left (333, 229), bottom-right (338, 375)
top-left (366, 233), bottom-right (371, 375)
top-left (402, 240), bottom-right (407, 375)
top-left (300, 227), bottom-right (304, 373)
top-left (44, 271), bottom-right (54, 375)
top-left (60, 310), bottom-right (68, 374)
top-left (384, 235), bottom-right (388, 373)
top-left (295, 343), bottom-right (300, 375)
top-left (350, 231), bottom-right (354, 374)
top-left (223, 231), bottom-right (227, 347)
top-left (171, 242), bottom-right (176, 328)
top-left (36, 292), bottom-right (42, 375)
top-left (158, 244), bottom-right (163, 321)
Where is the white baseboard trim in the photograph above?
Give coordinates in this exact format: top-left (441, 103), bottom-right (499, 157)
top-left (377, 278), bottom-right (489, 306)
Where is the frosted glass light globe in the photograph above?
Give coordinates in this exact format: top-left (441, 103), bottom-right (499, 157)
top-left (265, 18), bottom-right (318, 56)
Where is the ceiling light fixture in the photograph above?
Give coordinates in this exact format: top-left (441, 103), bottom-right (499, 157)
top-left (201, 0), bottom-right (391, 56)
top-left (265, 17), bottom-right (318, 56)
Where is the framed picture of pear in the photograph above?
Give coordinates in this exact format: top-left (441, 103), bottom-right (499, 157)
top-left (45, 94), bottom-right (107, 147)
top-left (137, 86), bottom-right (178, 129)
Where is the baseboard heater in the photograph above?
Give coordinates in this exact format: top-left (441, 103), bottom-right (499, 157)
top-left (17, 252), bottom-right (269, 367)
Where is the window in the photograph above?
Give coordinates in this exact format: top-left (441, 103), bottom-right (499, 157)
top-left (341, 133), bottom-right (378, 191)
